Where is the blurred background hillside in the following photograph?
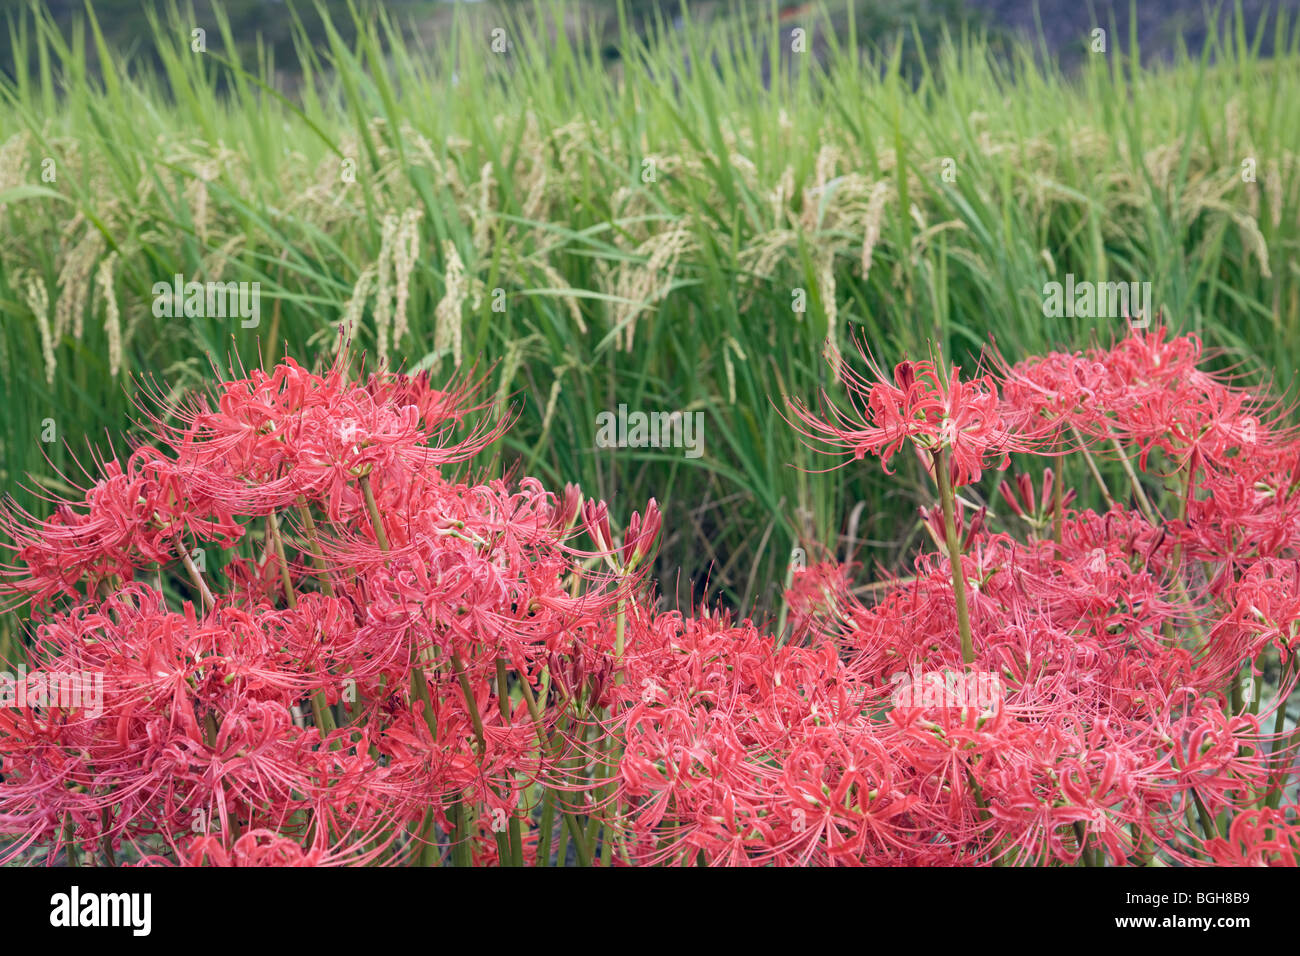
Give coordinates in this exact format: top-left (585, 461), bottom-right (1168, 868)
top-left (6, 0), bottom-right (1298, 88)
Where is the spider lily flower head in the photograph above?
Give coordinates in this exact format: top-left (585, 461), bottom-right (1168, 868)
top-left (785, 342), bottom-right (1049, 488)
top-left (1204, 805), bottom-right (1300, 866)
top-left (999, 325), bottom-right (1300, 479)
top-left (0, 447), bottom-right (243, 608)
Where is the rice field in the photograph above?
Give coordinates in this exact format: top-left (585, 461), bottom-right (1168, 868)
top-left (2, 0), bottom-right (1298, 627)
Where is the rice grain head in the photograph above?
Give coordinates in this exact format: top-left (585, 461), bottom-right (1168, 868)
top-left (816, 248), bottom-right (839, 381)
top-left (19, 270), bottom-right (55, 386)
top-left (96, 252), bottom-right (122, 377)
top-left (738, 229), bottom-right (797, 309)
top-left (611, 220), bottom-right (696, 351)
top-left (860, 180), bottom-right (891, 279)
top-left (55, 223), bottom-right (104, 341)
top-left (392, 208), bottom-right (422, 349)
top-left (0, 132), bottom-right (32, 203)
top-left (771, 165), bottom-right (795, 227)
top-left (204, 234), bottom-right (245, 283)
top-left (534, 257), bottom-right (587, 333)
top-left (1265, 157), bottom-right (1285, 229)
top-left (337, 264), bottom-right (376, 356)
top-left (373, 213), bottom-right (398, 367)
top-left (539, 360), bottom-right (575, 439)
top-left (473, 161), bottom-right (497, 250)
top-left (435, 240), bottom-right (477, 367)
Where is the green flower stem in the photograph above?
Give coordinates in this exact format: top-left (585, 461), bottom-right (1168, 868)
top-left (496, 658), bottom-right (525, 867)
top-left (269, 510), bottom-right (338, 737)
top-left (295, 499), bottom-right (335, 598)
top-left (179, 545), bottom-right (214, 612)
top-left (1068, 425), bottom-right (1116, 509)
top-left (1053, 465), bottom-right (1064, 549)
top-left (935, 447), bottom-right (975, 667)
top-left (1072, 821), bottom-right (1094, 866)
top-left (359, 473), bottom-right (390, 552)
top-left (537, 783), bottom-right (557, 866)
top-left (63, 817), bottom-right (79, 867)
top-left (518, 675), bottom-right (592, 865)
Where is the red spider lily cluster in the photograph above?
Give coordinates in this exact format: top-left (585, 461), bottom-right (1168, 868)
top-left (1, 327), bottom-right (1297, 866)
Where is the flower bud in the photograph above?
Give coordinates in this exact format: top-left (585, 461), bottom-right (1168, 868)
top-left (621, 499), bottom-right (662, 568)
top-left (582, 500), bottom-right (613, 553)
top-left (894, 361), bottom-right (915, 393)
top-left (552, 483), bottom-right (583, 533)
top-left (998, 480), bottom-right (1025, 518)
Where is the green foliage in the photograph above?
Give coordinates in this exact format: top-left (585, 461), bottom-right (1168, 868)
top-left (1, 0), bottom-right (1297, 627)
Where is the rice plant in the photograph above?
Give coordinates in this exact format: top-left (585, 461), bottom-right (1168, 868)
top-left (1, 0), bottom-right (1297, 631)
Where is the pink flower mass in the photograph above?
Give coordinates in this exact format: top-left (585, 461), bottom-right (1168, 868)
top-left (0, 327), bottom-right (1296, 866)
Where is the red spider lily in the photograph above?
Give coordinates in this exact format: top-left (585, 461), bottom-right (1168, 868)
top-left (784, 345), bottom-right (1052, 488)
top-left (0, 322), bottom-right (1297, 867)
top-left (1204, 805), bottom-right (1300, 866)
